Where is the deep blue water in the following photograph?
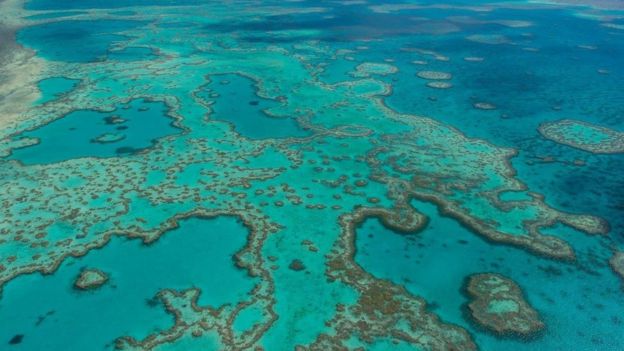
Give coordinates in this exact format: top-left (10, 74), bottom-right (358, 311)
top-left (17, 20), bottom-right (146, 62)
top-left (25, 0), bottom-right (203, 10)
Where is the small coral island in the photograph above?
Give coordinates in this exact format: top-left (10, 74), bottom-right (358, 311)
top-left (91, 132), bottom-right (126, 144)
top-left (352, 62), bottom-right (398, 77)
top-left (539, 119), bottom-right (624, 154)
top-left (416, 70), bottom-right (452, 80)
top-left (465, 273), bottom-right (544, 337)
top-left (74, 268), bottom-right (109, 290)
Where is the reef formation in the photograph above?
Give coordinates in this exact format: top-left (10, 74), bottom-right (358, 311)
top-left (539, 119), bottom-right (624, 154)
top-left (465, 273), bottom-right (544, 337)
top-left (0, 0), bottom-right (623, 350)
top-left (74, 268), bottom-right (108, 290)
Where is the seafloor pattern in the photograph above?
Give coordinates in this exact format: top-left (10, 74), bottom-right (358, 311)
top-left (0, 0), bottom-right (623, 350)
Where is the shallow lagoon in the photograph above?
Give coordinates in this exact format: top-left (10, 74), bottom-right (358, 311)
top-left (10, 99), bottom-right (180, 164)
top-left (35, 77), bottom-right (79, 104)
top-left (204, 74), bottom-right (311, 140)
top-left (0, 216), bottom-right (254, 350)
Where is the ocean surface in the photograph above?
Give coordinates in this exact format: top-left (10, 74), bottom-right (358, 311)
top-left (0, 0), bottom-right (623, 350)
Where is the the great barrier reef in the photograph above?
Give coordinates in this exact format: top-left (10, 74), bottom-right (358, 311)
top-left (0, 0), bottom-right (623, 350)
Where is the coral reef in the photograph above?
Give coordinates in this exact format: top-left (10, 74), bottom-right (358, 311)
top-left (465, 273), bottom-right (544, 337)
top-left (416, 70), bottom-right (452, 80)
top-left (539, 119), bottom-right (624, 154)
top-left (0, 1), bottom-right (618, 349)
top-left (74, 268), bottom-right (108, 290)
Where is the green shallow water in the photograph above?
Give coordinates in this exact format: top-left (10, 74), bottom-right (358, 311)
top-left (1, 0), bottom-right (624, 350)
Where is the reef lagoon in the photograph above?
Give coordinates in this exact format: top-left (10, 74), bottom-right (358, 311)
top-left (0, 0), bottom-right (623, 350)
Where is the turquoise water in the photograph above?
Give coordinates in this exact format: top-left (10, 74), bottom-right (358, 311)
top-left (107, 46), bottom-right (156, 61)
top-left (0, 216), bottom-right (254, 350)
top-left (356, 199), bottom-right (624, 350)
top-left (36, 77), bottom-right (79, 104)
top-left (2, 0), bottom-right (624, 350)
top-left (9, 99), bottom-right (180, 164)
top-left (203, 74), bottom-right (311, 139)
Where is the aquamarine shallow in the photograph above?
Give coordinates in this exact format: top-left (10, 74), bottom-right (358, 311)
top-left (10, 99), bottom-right (181, 164)
top-left (0, 216), bottom-right (254, 350)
